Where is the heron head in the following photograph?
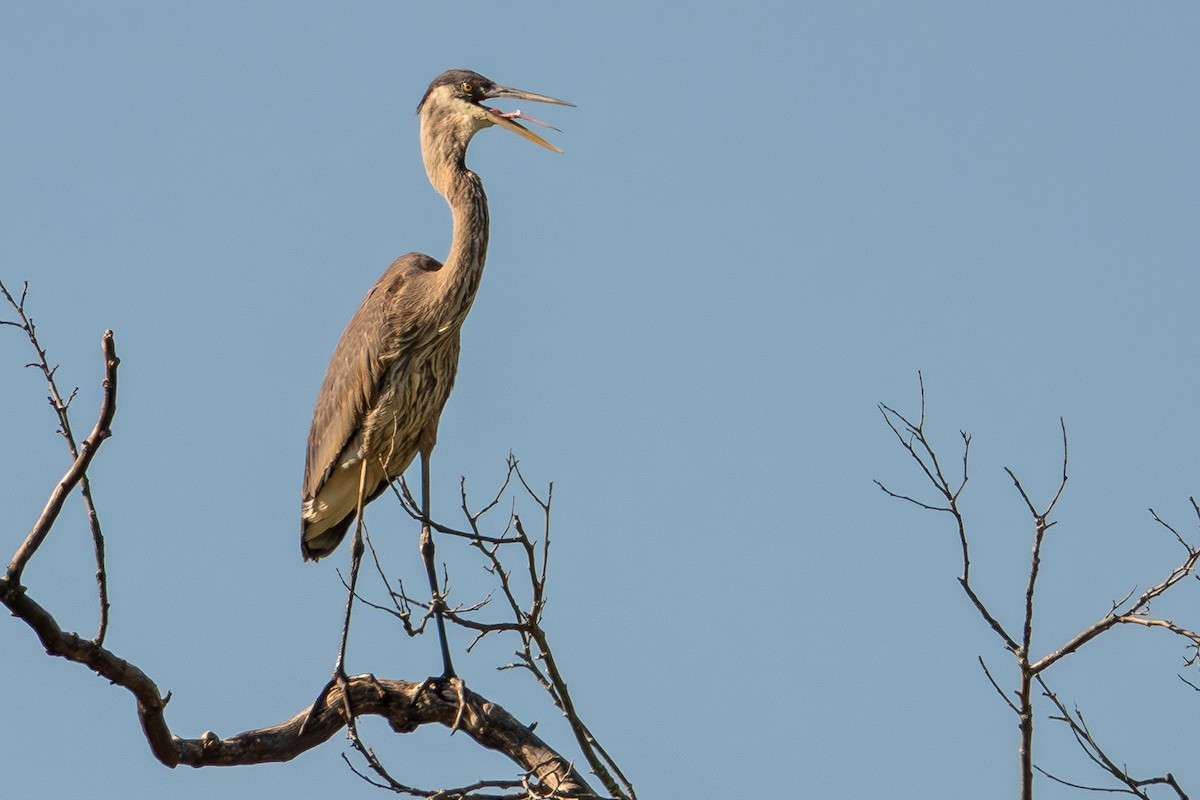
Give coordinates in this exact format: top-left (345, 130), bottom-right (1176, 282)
top-left (417, 69), bottom-right (573, 153)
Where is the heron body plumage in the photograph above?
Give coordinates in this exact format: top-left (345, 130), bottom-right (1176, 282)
top-left (301, 173), bottom-right (488, 560)
top-left (301, 252), bottom-right (462, 559)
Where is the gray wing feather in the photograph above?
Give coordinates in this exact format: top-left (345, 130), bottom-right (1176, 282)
top-left (302, 253), bottom-right (441, 501)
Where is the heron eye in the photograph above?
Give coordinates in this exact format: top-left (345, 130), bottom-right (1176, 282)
top-left (459, 81), bottom-right (473, 94)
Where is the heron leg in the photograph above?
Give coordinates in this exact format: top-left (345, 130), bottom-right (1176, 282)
top-left (419, 447), bottom-right (457, 679)
top-left (334, 468), bottom-right (368, 679)
top-left (299, 460), bottom-right (368, 736)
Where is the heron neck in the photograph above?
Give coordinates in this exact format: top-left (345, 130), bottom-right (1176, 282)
top-left (425, 138), bottom-right (490, 320)
top-left (443, 165), bottom-right (489, 296)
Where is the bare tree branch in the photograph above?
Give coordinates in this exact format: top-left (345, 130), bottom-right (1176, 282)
top-left (1030, 546), bottom-right (1200, 675)
top-left (1038, 677), bottom-right (1189, 800)
top-left (877, 388), bottom-right (1018, 656)
top-left (431, 456), bottom-right (637, 800)
top-left (4, 323), bottom-right (118, 588)
top-left (1, 279), bottom-right (113, 643)
top-left (0, 589), bottom-right (592, 796)
top-left (978, 656), bottom-right (1020, 716)
top-left (880, 376), bottom-right (1197, 799)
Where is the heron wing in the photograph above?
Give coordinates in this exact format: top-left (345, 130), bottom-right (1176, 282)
top-left (302, 253), bottom-right (441, 501)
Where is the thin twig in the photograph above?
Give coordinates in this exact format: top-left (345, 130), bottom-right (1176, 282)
top-left (878, 389), bottom-right (1018, 655)
top-left (431, 456), bottom-right (636, 800)
top-left (1039, 676), bottom-right (1188, 799)
top-left (1, 280), bottom-right (113, 642)
top-left (5, 328), bottom-right (119, 587)
top-left (977, 656), bottom-right (1020, 716)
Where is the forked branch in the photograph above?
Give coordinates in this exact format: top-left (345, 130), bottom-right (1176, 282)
top-left (1038, 677), bottom-right (1190, 800)
top-left (3, 299), bottom-right (118, 590)
top-left (383, 456), bottom-right (636, 800)
top-left (879, 376), bottom-right (1198, 799)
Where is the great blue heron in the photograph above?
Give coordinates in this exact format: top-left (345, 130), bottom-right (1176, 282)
top-left (301, 69), bottom-right (571, 698)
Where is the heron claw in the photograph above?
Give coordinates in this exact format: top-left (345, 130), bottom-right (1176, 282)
top-left (298, 669), bottom-right (353, 737)
top-left (414, 674), bottom-right (467, 734)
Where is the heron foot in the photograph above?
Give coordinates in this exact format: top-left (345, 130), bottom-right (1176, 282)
top-left (298, 668), bottom-right (353, 738)
top-left (414, 673), bottom-right (467, 733)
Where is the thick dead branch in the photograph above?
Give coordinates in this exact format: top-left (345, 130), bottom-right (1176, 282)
top-left (0, 586), bottom-right (590, 794)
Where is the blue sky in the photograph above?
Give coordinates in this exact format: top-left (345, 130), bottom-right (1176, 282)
top-left (2, 3), bottom-right (1198, 797)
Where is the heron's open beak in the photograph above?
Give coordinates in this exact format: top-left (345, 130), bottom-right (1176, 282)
top-left (482, 85), bottom-right (574, 153)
